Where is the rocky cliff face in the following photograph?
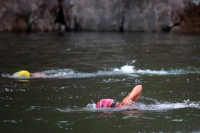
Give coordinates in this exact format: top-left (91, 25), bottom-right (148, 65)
top-left (0, 0), bottom-right (200, 33)
top-left (0, 0), bottom-right (59, 32)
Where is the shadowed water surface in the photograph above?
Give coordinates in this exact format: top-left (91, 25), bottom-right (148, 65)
top-left (0, 32), bottom-right (200, 132)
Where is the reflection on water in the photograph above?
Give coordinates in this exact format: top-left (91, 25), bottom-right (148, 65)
top-left (0, 32), bottom-right (200, 132)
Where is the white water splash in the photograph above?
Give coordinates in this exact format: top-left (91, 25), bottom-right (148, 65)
top-left (55, 99), bottom-right (200, 113)
top-left (37, 65), bottom-right (200, 77)
top-left (113, 65), bottom-right (136, 73)
top-left (3, 65), bottom-right (200, 79)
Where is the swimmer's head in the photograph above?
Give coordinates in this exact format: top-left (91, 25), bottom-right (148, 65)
top-left (96, 99), bottom-right (113, 108)
top-left (13, 70), bottom-right (30, 78)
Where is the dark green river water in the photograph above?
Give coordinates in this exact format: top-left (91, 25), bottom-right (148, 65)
top-left (0, 32), bottom-right (200, 133)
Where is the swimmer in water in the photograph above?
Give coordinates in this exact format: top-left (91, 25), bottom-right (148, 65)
top-left (12, 70), bottom-right (66, 78)
top-left (96, 85), bottom-right (142, 108)
top-left (13, 70), bottom-right (47, 78)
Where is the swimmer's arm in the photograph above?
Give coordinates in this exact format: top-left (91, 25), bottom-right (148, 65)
top-left (31, 72), bottom-right (64, 78)
top-left (31, 73), bottom-right (46, 78)
top-left (121, 85), bottom-right (142, 106)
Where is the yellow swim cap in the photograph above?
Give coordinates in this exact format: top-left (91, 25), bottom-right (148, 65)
top-left (13, 70), bottom-right (31, 78)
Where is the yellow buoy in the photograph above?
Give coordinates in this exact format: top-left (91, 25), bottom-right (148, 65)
top-left (13, 70), bottom-right (31, 78)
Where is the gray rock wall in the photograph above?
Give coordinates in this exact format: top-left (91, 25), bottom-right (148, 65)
top-left (0, 0), bottom-right (199, 33)
top-left (0, 0), bottom-right (59, 32)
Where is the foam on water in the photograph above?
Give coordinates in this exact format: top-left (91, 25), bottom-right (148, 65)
top-left (113, 65), bottom-right (136, 73)
top-left (56, 99), bottom-right (200, 113)
top-left (42, 65), bottom-right (200, 78)
top-left (3, 65), bottom-right (200, 79)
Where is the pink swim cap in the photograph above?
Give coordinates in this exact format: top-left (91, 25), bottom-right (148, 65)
top-left (96, 99), bottom-right (112, 108)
